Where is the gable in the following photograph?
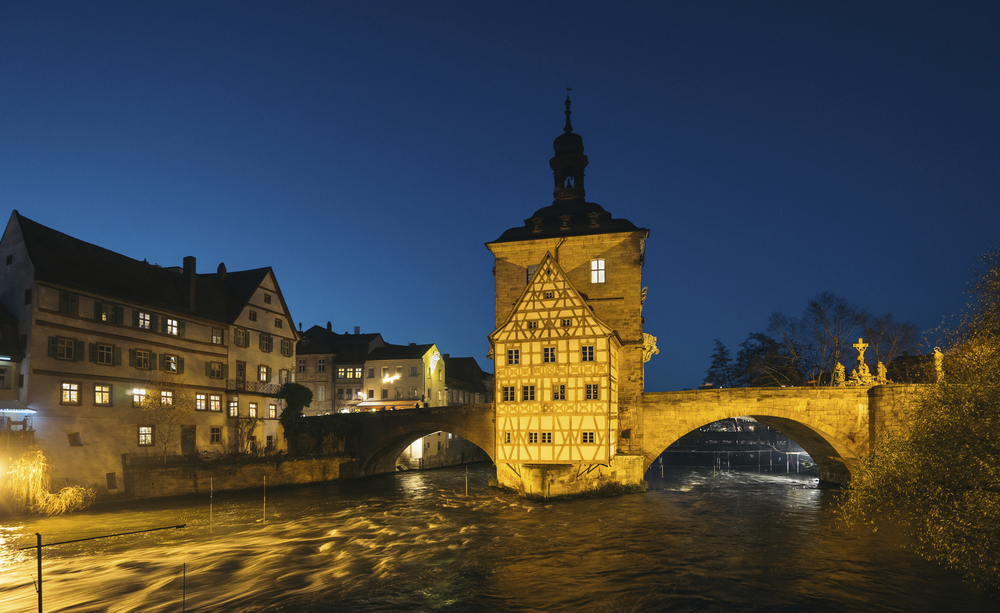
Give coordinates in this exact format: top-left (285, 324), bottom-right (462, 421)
top-left (490, 252), bottom-right (615, 344)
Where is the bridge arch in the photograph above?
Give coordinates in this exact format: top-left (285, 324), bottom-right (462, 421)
top-left (641, 388), bottom-right (872, 484)
top-left (336, 404), bottom-right (496, 477)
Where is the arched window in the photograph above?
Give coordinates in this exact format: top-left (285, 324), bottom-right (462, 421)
top-left (591, 259), bottom-right (606, 283)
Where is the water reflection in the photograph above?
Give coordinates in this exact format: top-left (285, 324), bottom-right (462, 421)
top-left (0, 465), bottom-right (994, 612)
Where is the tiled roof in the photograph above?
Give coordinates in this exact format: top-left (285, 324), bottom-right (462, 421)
top-left (489, 200), bottom-right (645, 243)
top-left (11, 210), bottom-right (269, 324)
top-left (443, 355), bottom-right (490, 393)
top-left (367, 343), bottom-right (434, 361)
top-left (297, 325), bottom-right (383, 359)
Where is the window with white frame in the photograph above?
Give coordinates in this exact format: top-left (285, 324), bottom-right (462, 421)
top-left (258, 365), bottom-right (269, 382)
top-left (297, 359), bottom-right (306, 373)
top-left (138, 426), bottom-right (154, 446)
top-left (195, 394), bottom-right (207, 411)
top-left (97, 343), bottom-right (114, 365)
top-left (586, 384), bottom-right (599, 400)
top-left (528, 432), bottom-right (538, 443)
top-left (318, 359), bottom-right (325, 372)
top-left (94, 384), bottom-right (111, 405)
top-left (318, 386), bottom-right (326, 401)
top-left (522, 385), bottom-right (535, 401)
top-left (581, 346), bottom-right (594, 362)
top-left (165, 318), bottom-right (179, 335)
top-left (133, 388), bottom-right (147, 407)
top-left (228, 401), bottom-right (239, 417)
top-left (541, 432), bottom-right (552, 443)
top-left (61, 382), bottom-right (80, 404)
top-left (269, 404), bottom-right (277, 419)
top-left (210, 395), bottom-right (222, 411)
top-left (138, 312), bottom-right (151, 329)
top-left (552, 384), bottom-right (565, 401)
top-left (590, 259), bottom-right (606, 283)
top-left (212, 328), bottom-right (225, 345)
top-left (249, 403), bottom-right (257, 418)
top-left (507, 349), bottom-right (519, 365)
top-left (161, 390), bottom-right (173, 406)
top-left (543, 347), bottom-right (556, 363)
top-left (582, 432), bottom-right (595, 443)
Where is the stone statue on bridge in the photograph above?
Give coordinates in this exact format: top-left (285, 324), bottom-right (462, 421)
top-left (833, 362), bottom-right (845, 386)
top-left (876, 361), bottom-right (888, 385)
top-left (934, 347), bottom-right (944, 382)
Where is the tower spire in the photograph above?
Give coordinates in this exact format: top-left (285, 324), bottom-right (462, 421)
top-left (550, 90), bottom-right (587, 202)
top-left (564, 88), bottom-right (573, 134)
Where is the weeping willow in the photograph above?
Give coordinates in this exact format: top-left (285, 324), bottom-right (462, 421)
top-left (0, 447), bottom-right (96, 517)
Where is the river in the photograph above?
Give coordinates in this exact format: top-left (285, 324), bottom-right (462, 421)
top-left (0, 464), bottom-right (994, 612)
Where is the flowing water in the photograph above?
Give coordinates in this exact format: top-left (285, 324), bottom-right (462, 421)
top-left (0, 465), bottom-right (994, 612)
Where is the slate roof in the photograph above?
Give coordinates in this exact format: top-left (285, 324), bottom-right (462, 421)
top-left (443, 355), bottom-right (491, 393)
top-left (9, 210), bottom-right (276, 325)
top-left (366, 343), bottom-right (435, 361)
top-left (489, 199), bottom-right (644, 243)
top-left (297, 325), bottom-right (383, 360)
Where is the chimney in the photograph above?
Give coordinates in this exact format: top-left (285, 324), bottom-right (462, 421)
top-left (354, 326), bottom-right (360, 335)
top-left (182, 256), bottom-right (196, 311)
top-left (217, 262), bottom-right (227, 281)
top-left (443, 353), bottom-right (449, 359)
top-left (327, 321), bottom-right (332, 331)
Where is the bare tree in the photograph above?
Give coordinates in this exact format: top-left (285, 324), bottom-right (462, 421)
top-left (865, 313), bottom-right (921, 367)
top-left (767, 292), bottom-right (867, 384)
top-left (230, 415), bottom-right (264, 455)
top-left (124, 373), bottom-right (195, 459)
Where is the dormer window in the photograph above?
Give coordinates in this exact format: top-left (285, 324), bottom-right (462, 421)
top-left (559, 214), bottom-right (571, 229)
top-left (532, 217), bottom-right (543, 233)
top-left (588, 211), bottom-right (601, 228)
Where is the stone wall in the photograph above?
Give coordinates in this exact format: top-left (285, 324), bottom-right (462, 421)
top-left (129, 456), bottom-right (355, 499)
top-left (496, 454), bottom-right (644, 499)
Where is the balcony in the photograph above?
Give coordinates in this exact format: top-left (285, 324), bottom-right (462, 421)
top-left (226, 379), bottom-right (282, 395)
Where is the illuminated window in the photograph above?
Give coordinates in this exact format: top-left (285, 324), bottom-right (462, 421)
top-left (138, 312), bottom-right (151, 330)
top-left (507, 349), bottom-right (519, 365)
top-left (269, 404), bottom-right (277, 419)
top-left (228, 401), bottom-right (239, 417)
top-left (61, 382), bottom-right (80, 404)
top-left (543, 347), bottom-right (556, 363)
top-left (195, 394), bottom-right (207, 411)
top-left (258, 365), bottom-right (269, 382)
top-left (209, 395), bottom-right (222, 411)
top-left (552, 384), bottom-right (565, 401)
top-left (212, 328), bottom-right (225, 344)
top-left (528, 432), bottom-right (538, 443)
top-left (581, 346), bottom-right (594, 362)
top-left (138, 426), bottom-right (154, 446)
top-left (353, 367), bottom-right (362, 378)
top-left (99, 302), bottom-right (121, 323)
top-left (211, 427), bottom-right (222, 444)
top-left (522, 385), bottom-right (535, 401)
top-left (298, 359), bottom-right (306, 373)
top-left (97, 343), bottom-right (114, 365)
top-left (337, 367), bottom-right (347, 379)
top-left (582, 432), bottom-right (595, 444)
top-left (133, 388), bottom-right (147, 407)
top-left (382, 367), bottom-right (389, 378)
top-left (161, 391), bottom-right (173, 406)
top-left (318, 359), bottom-right (325, 372)
top-left (586, 384), bottom-right (599, 400)
top-left (249, 403), bottom-right (258, 418)
top-left (542, 432), bottom-right (552, 443)
top-left (163, 354), bottom-right (178, 373)
top-left (590, 259), bottom-right (605, 283)
top-left (94, 384), bottom-right (111, 406)
top-left (165, 318), bottom-right (179, 335)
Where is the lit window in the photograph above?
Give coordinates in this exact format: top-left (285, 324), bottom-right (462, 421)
top-left (211, 427), bottom-right (222, 443)
top-left (133, 388), bottom-right (147, 407)
top-left (268, 404), bottom-right (277, 419)
top-left (249, 403), bottom-right (258, 418)
top-left (165, 318), bottom-right (179, 335)
top-left (163, 354), bottom-right (178, 373)
top-left (543, 347), bottom-right (556, 363)
top-left (542, 432), bottom-right (552, 443)
top-left (196, 394), bottom-right (207, 411)
top-left (209, 395), bottom-right (222, 411)
top-left (61, 382), bottom-right (80, 404)
top-left (94, 384), bottom-right (111, 405)
top-left (161, 391), bottom-right (173, 406)
top-left (138, 426), bottom-right (154, 446)
top-left (581, 346), bottom-right (594, 362)
top-left (228, 401), bottom-right (239, 417)
top-left (590, 259), bottom-right (605, 283)
top-left (582, 432), bottom-right (595, 444)
top-left (258, 365), bottom-right (269, 382)
top-left (338, 367), bottom-right (347, 379)
top-left (552, 384), bottom-right (565, 401)
top-left (353, 367), bottom-right (363, 378)
top-left (138, 312), bottom-right (151, 330)
top-left (507, 349), bottom-right (519, 365)
top-left (212, 328), bottom-right (225, 345)
top-left (586, 384), bottom-right (599, 400)
top-left (528, 432), bottom-right (538, 443)
top-left (522, 385), bottom-right (535, 401)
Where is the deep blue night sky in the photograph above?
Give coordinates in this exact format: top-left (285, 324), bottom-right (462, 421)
top-left (3, 1), bottom-right (998, 391)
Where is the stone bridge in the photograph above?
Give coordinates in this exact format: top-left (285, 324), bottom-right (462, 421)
top-left (328, 386), bottom-right (917, 485)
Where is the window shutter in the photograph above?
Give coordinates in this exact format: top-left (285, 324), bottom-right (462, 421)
top-left (151, 352), bottom-right (158, 370)
top-left (178, 320), bottom-right (186, 337)
top-left (150, 314), bottom-right (160, 333)
top-left (205, 361), bottom-right (211, 377)
top-left (178, 357), bottom-right (185, 374)
top-left (113, 346), bottom-right (122, 366)
top-left (267, 366), bottom-right (272, 381)
top-left (259, 334), bottom-right (264, 350)
top-left (94, 301), bottom-right (103, 320)
top-left (132, 310), bottom-right (139, 327)
top-left (48, 336), bottom-right (58, 357)
top-left (129, 348), bottom-right (136, 367)
top-left (75, 340), bottom-right (85, 361)
top-left (115, 305), bottom-right (124, 323)
top-left (222, 364), bottom-right (229, 379)
top-left (89, 343), bottom-right (97, 363)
